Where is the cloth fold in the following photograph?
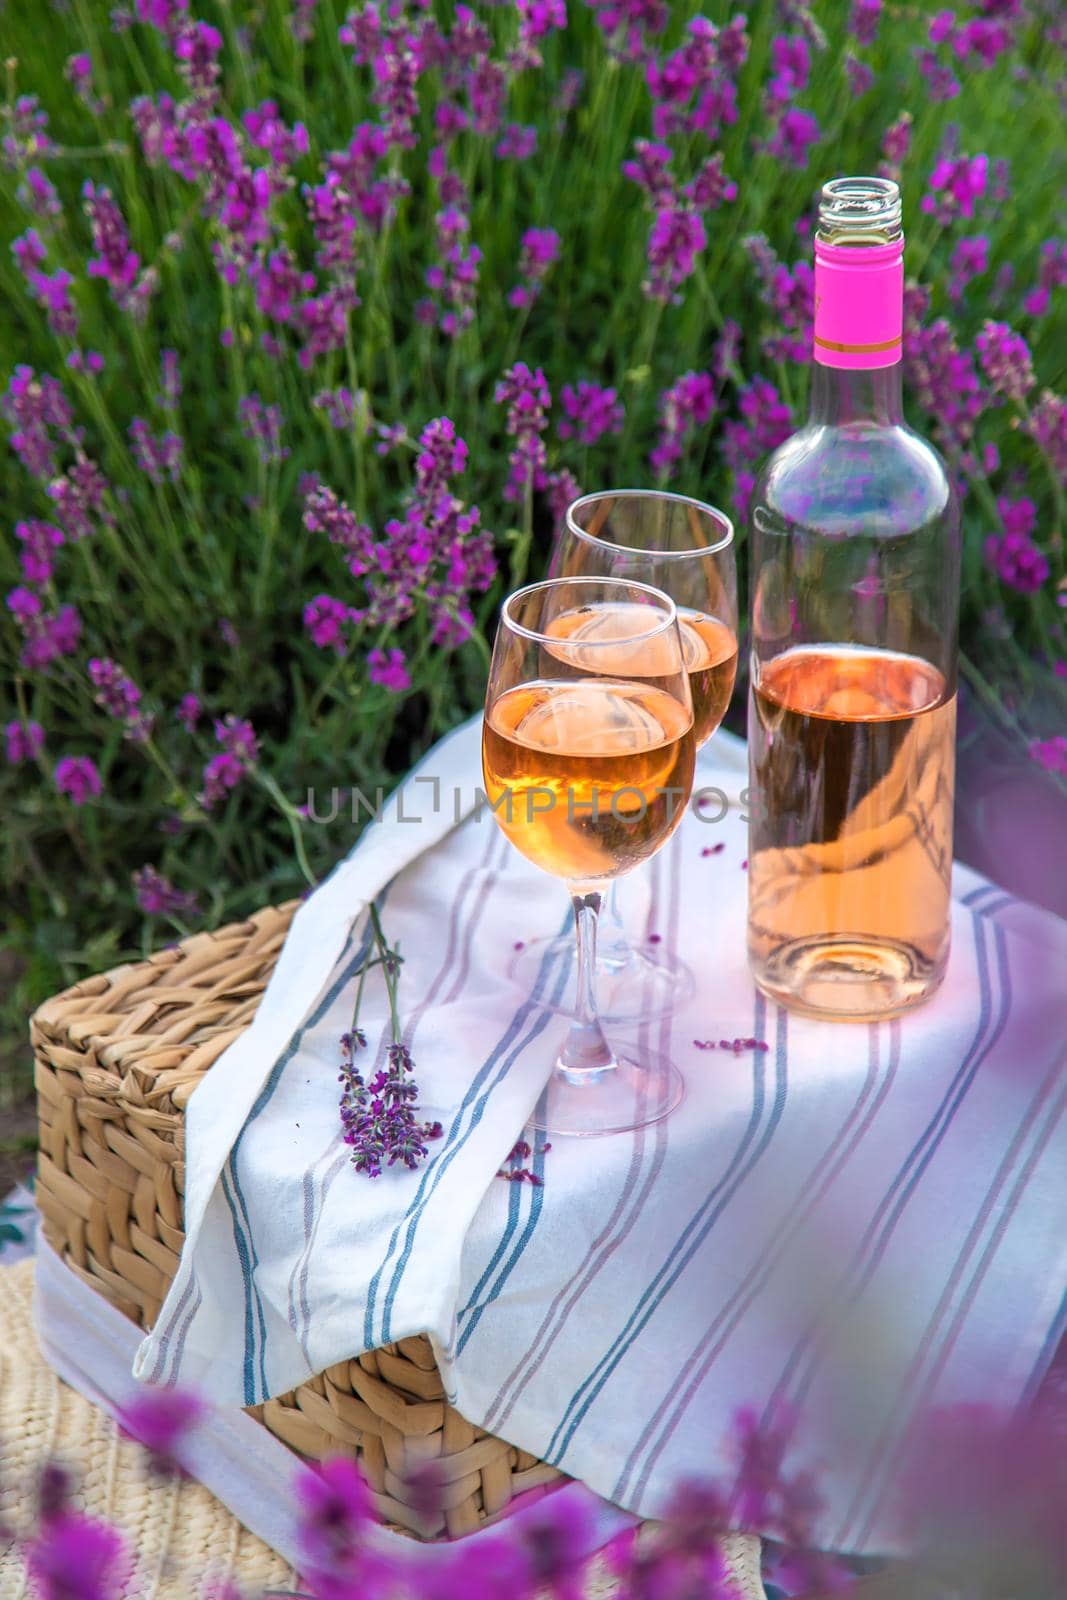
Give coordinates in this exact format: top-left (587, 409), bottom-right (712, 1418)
top-left (136, 716), bottom-right (1067, 1555)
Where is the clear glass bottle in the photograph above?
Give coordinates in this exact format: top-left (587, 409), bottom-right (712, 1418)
top-left (747, 177), bottom-right (960, 1020)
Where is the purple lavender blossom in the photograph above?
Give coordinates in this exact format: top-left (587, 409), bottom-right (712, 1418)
top-left (984, 497), bottom-right (1047, 592)
top-left (495, 363), bottom-right (551, 501)
top-left (368, 647), bottom-right (411, 691)
top-left (722, 377), bottom-right (793, 472)
top-left (685, 153), bottom-right (738, 212)
top-left (948, 235), bottom-right (990, 301)
top-left (2, 95), bottom-right (54, 168)
top-left (305, 593), bottom-right (359, 650)
top-left (16, 520), bottom-right (65, 585)
top-left (8, 593), bottom-right (83, 670)
top-left (297, 283), bottom-right (359, 366)
top-left (238, 393), bottom-right (288, 464)
top-left (915, 47), bottom-right (960, 100)
top-left (338, 1031), bottom-right (442, 1179)
top-left (2, 366), bottom-right (74, 481)
top-left (645, 203), bottom-right (706, 302)
top-left (26, 1510), bottom-right (129, 1600)
top-left (508, 227), bottom-right (560, 309)
top-left (879, 111), bottom-right (912, 180)
top-left (244, 101), bottom-right (310, 169)
top-left (297, 1456), bottom-right (390, 1597)
top-left (496, 123), bottom-right (538, 161)
top-left (132, 867), bottom-right (200, 920)
top-left (906, 318), bottom-right (986, 451)
top-left (622, 139), bottom-right (675, 204)
top-left (559, 382), bottom-right (624, 447)
top-left (172, 18), bottom-right (224, 99)
top-left (313, 387), bottom-right (358, 430)
top-left (66, 52), bottom-right (105, 115)
top-left (424, 201), bottom-right (481, 336)
top-left (921, 152), bottom-right (989, 223)
top-left (89, 657), bottom-right (155, 743)
top-left (55, 755), bottom-right (102, 805)
top-left (199, 716), bottom-right (258, 807)
top-left (12, 231), bottom-right (78, 336)
top-left (766, 107), bottom-right (821, 169)
top-left (129, 418), bottom-right (183, 483)
top-left (4, 720), bottom-right (45, 764)
top-left (249, 246), bottom-right (316, 323)
top-left (48, 459), bottom-right (110, 541)
top-left (290, 0), bottom-right (319, 42)
top-left (651, 370), bottom-right (716, 475)
top-left (1030, 736), bottom-right (1067, 776)
top-left (844, 53), bottom-right (874, 95)
top-left (588, 0), bottom-right (669, 63)
top-left (975, 319), bottom-right (1035, 401)
top-left (849, 0), bottom-right (881, 46)
top-left (18, 167), bottom-right (62, 219)
top-left (1027, 391), bottom-right (1067, 480)
top-left (177, 692), bottom-right (201, 729)
top-left (83, 182), bottom-right (152, 313)
top-left (1023, 240), bottom-right (1067, 317)
top-left (768, 32), bottom-right (811, 100)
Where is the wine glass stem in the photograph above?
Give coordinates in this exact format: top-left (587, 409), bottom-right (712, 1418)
top-left (558, 890), bottom-right (618, 1083)
top-left (599, 878), bottom-right (632, 973)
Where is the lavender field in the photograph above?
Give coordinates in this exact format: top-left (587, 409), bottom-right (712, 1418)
top-left (1, 0), bottom-right (1065, 1083)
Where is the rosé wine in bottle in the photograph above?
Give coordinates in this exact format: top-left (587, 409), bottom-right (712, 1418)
top-left (747, 177), bottom-right (960, 1021)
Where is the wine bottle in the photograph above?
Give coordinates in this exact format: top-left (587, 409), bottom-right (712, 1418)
top-left (747, 176), bottom-right (960, 1021)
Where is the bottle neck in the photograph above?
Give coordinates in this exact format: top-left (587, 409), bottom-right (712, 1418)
top-left (809, 361), bottom-right (904, 426)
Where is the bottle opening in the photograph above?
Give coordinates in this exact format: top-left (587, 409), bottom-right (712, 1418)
top-left (817, 176), bottom-right (902, 246)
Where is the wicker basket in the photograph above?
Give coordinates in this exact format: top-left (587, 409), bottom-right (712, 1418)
top-left (32, 903), bottom-right (564, 1538)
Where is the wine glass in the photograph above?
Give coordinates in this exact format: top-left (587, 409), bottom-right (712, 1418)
top-left (510, 491), bottom-right (738, 1023)
top-left (482, 576), bottom-right (696, 1136)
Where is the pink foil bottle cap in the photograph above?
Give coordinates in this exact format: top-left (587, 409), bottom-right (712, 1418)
top-left (813, 176), bottom-right (904, 370)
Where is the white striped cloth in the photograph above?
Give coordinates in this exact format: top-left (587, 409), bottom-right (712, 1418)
top-left (135, 716), bottom-right (1067, 1555)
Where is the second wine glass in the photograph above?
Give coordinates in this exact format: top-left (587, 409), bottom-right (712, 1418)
top-left (510, 490), bottom-right (738, 1022)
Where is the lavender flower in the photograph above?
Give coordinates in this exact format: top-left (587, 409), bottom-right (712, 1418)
top-left (1026, 390), bottom-right (1067, 480)
top-left (290, 0), bottom-right (319, 42)
top-left (1023, 240), bottom-right (1067, 317)
top-left (249, 246), bottom-right (316, 324)
top-left (4, 720), bottom-right (45, 764)
top-left (496, 123), bottom-right (538, 161)
top-left (48, 459), bottom-right (111, 541)
top-left (16, 520), bottom-right (65, 585)
top-left (508, 226), bottom-right (560, 309)
top-left (89, 657), bottom-right (155, 743)
top-left (849, 0), bottom-right (881, 46)
top-left (338, 1030), bottom-right (442, 1178)
top-left (368, 646), bottom-right (411, 690)
top-left (54, 755), bottom-right (102, 805)
top-left (906, 318), bottom-right (986, 451)
top-left (948, 235), bottom-right (990, 301)
top-left (132, 867), bottom-right (200, 920)
top-left (177, 692), bottom-right (201, 729)
top-left (844, 53), bottom-right (874, 95)
top-left (1, 95), bottom-right (54, 169)
top-left (160, 349), bottom-right (182, 410)
top-left (25, 1511), bottom-right (129, 1600)
top-left (651, 370), bottom-right (716, 475)
top-left (975, 319), bottom-right (1035, 401)
top-left (915, 48), bottom-right (960, 100)
top-left (129, 418), bottom-right (183, 483)
top-left (3, 365), bottom-right (74, 482)
top-left (685, 153), bottom-right (738, 212)
top-left (297, 1456), bottom-right (390, 1599)
top-left (645, 203), bottom-right (706, 302)
top-left (238, 393), bottom-right (289, 464)
top-left (304, 593), bottom-right (359, 650)
top-left (66, 52), bottom-right (105, 115)
top-left (8, 592), bottom-right (82, 669)
top-left (18, 166), bottom-right (62, 219)
top-left (765, 107), bottom-right (821, 169)
top-left (199, 716), bottom-right (258, 808)
top-left (83, 182), bottom-right (153, 314)
top-left (921, 152), bottom-right (989, 223)
top-left (495, 362), bottom-right (551, 501)
top-left (244, 100), bottom-right (310, 170)
top-left (424, 201), bottom-right (482, 336)
top-left (313, 387), bottom-right (358, 429)
top-left (622, 139), bottom-right (675, 204)
top-left (558, 381), bottom-right (624, 447)
top-left (1030, 736), bottom-right (1067, 777)
top-left (588, 0), bottom-right (669, 63)
top-left (879, 111), bottom-right (912, 181)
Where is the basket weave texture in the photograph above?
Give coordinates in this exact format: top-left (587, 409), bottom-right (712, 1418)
top-left (33, 903), bottom-right (564, 1539)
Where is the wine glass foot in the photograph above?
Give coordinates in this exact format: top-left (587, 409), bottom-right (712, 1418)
top-left (533, 1049), bottom-right (684, 1138)
top-left (508, 934), bottom-right (694, 1024)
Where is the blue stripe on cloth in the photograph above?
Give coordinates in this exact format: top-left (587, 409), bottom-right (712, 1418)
top-left (619, 1016), bottom-right (901, 1506)
top-left (367, 907), bottom-right (572, 1349)
top-left (961, 883), bottom-right (999, 907)
top-left (220, 1161), bottom-right (262, 1407)
top-left (775, 915), bottom-right (1002, 1425)
top-left (454, 1088), bottom-right (550, 1356)
top-left (226, 906), bottom-right (380, 1405)
top-left (544, 994), bottom-right (788, 1469)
